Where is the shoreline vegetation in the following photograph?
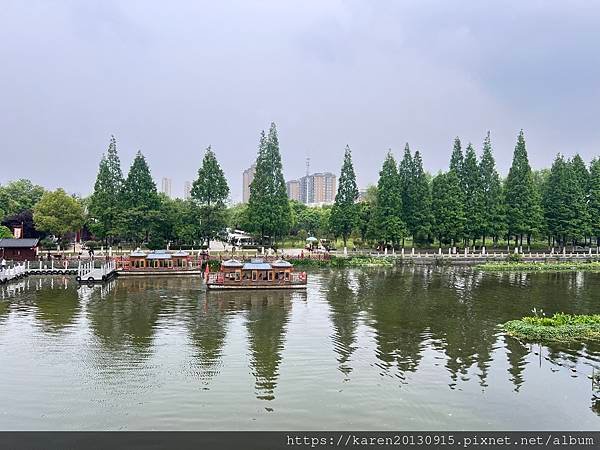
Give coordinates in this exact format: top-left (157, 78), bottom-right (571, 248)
top-left (504, 313), bottom-right (600, 343)
top-left (477, 261), bottom-right (600, 272)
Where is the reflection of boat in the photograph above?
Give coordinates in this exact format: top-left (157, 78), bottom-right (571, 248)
top-left (205, 259), bottom-right (307, 290)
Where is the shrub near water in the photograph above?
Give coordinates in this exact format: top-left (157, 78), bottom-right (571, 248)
top-left (504, 313), bottom-right (600, 343)
top-left (289, 256), bottom-right (395, 268)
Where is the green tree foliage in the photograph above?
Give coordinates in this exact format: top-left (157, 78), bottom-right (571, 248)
top-left (462, 143), bottom-right (483, 245)
top-left (589, 158), bottom-right (600, 246)
top-left (191, 146), bottom-right (230, 247)
top-left (88, 136), bottom-right (124, 243)
top-left (370, 151), bottom-right (405, 247)
top-left (570, 154), bottom-right (591, 240)
top-left (0, 225), bottom-right (13, 238)
top-left (504, 130), bottom-right (543, 246)
top-left (0, 179), bottom-right (45, 218)
top-left (543, 155), bottom-right (589, 248)
top-left (405, 151), bottom-right (432, 243)
top-left (479, 133), bottom-right (505, 246)
top-left (330, 145), bottom-right (359, 248)
top-left (398, 144), bottom-right (413, 222)
top-left (121, 151), bottom-right (160, 244)
top-left (33, 189), bottom-right (85, 242)
top-left (227, 203), bottom-right (250, 231)
top-left (431, 171), bottom-right (465, 246)
top-left (247, 123), bottom-right (291, 245)
top-left (449, 137), bottom-right (464, 178)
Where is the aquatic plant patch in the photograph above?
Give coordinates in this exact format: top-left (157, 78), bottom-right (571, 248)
top-left (504, 313), bottom-right (600, 343)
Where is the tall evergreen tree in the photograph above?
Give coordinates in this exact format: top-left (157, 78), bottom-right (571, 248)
top-left (431, 171), bottom-right (465, 247)
top-left (570, 154), bottom-right (591, 243)
top-left (478, 132), bottom-right (504, 247)
top-left (330, 145), bottom-right (359, 249)
top-left (370, 151), bottom-right (405, 247)
top-left (89, 135), bottom-right (124, 244)
top-left (398, 143), bottom-right (413, 224)
top-left (405, 150), bottom-right (432, 244)
top-left (589, 158), bottom-right (600, 248)
top-left (191, 146), bottom-right (230, 248)
top-left (462, 143), bottom-right (483, 246)
top-left (504, 130), bottom-right (542, 248)
top-left (449, 137), bottom-right (464, 177)
top-left (121, 151), bottom-right (160, 243)
top-left (247, 123), bottom-right (291, 245)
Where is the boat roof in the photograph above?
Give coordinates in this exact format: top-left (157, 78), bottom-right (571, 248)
top-left (146, 252), bottom-right (172, 260)
top-left (130, 250), bottom-right (147, 257)
top-left (271, 259), bottom-right (293, 268)
top-left (222, 259), bottom-right (243, 267)
top-left (172, 251), bottom-right (189, 257)
top-left (242, 259), bottom-right (272, 270)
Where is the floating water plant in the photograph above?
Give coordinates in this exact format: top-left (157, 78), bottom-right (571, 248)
top-left (504, 313), bottom-right (600, 343)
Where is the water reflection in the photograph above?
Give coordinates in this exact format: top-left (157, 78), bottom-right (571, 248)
top-left (86, 279), bottom-right (163, 353)
top-left (187, 297), bottom-right (231, 384)
top-left (1, 269), bottom-right (600, 428)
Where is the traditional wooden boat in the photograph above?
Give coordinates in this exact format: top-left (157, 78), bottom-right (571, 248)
top-left (205, 258), bottom-right (307, 290)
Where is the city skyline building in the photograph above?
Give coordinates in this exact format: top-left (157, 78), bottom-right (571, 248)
top-left (184, 181), bottom-right (192, 200)
top-left (286, 179), bottom-right (302, 202)
top-left (242, 163), bottom-right (256, 203)
top-left (287, 172), bottom-right (336, 205)
top-left (161, 177), bottom-right (172, 198)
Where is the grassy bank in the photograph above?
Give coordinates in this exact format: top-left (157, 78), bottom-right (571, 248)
top-left (290, 256), bottom-right (395, 268)
top-left (477, 261), bottom-right (600, 272)
top-left (504, 313), bottom-right (600, 343)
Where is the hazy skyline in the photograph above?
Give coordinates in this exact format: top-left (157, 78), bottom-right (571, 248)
top-left (2, 1), bottom-right (599, 201)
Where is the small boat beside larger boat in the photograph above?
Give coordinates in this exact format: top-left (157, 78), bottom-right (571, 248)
top-left (205, 258), bottom-right (307, 290)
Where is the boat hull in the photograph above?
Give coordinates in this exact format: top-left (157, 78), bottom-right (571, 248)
top-left (206, 282), bottom-right (307, 290)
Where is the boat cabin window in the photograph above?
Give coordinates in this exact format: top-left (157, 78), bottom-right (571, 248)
top-left (268, 271), bottom-right (273, 281)
top-left (252, 271), bottom-right (257, 281)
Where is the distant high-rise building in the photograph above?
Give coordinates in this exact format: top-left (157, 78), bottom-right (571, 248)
top-left (242, 163), bottom-right (256, 203)
top-left (161, 177), bottom-right (172, 198)
top-left (286, 180), bottom-right (302, 201)
top-left (184, 181), bottom-right (192, 200)
top-left (289, 172), bottom-right (337, 205)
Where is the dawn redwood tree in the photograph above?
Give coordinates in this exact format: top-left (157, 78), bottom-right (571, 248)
top-left (122, 151), bottom-right (160, 244)
top-left (370, 151), bottom-right (405, 248)
top-left (478, 133), bottom-right (504, 248)
top-left (449, 137), bottom-right (464, 182)
top-left (405, 150), bottom-right (432, 245)
top-left (589, 158), bottom-right (600, 249)
top-left (247, 123), bottom-right (291, 246)
top-left (504, 130), bottom-right (542, 250)
top-left (462, 143), bottom-right (483, 247)
top-left (398, 143), bottom-right (413, 230)
top-left (89, 136), bottom-right (124, 244)
top-left (431, 171), bottom-right (465, 248)
top-left (570, 154), bottom-right (591, 244)
top-left (330, 145), bottom-right (359, 250)
top-left (191, 146), bottom-right (230, 248)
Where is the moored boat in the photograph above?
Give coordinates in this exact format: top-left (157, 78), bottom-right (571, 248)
top-left (205, 258), bottom-right (307, 289)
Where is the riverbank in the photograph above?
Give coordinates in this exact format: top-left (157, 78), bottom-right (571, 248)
top-left (478, 261), bottom-right (600, 272)
top-left (504, 313), bottom-right (600, 343)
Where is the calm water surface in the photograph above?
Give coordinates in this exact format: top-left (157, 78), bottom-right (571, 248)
top-left (1, 267), bottom-right (600, 430)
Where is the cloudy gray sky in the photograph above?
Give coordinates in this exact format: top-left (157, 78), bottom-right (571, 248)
top-left (2, 0), bottom-right (599, 201)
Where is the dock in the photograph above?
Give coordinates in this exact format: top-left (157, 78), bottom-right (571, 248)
top-left (0, 260), bottom-right (117, 285)
top-left (75, 260), bottom-right (117, 283)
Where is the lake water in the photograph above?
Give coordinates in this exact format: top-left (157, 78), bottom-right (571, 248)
top-left (1, 267), bottom-right (599, 430)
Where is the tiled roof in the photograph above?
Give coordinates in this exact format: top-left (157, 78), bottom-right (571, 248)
top-left (0, 238), bottom-right (39, 248)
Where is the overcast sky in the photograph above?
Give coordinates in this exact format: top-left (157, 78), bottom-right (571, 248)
top-left (2, 0), bottom-right (599, 201)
